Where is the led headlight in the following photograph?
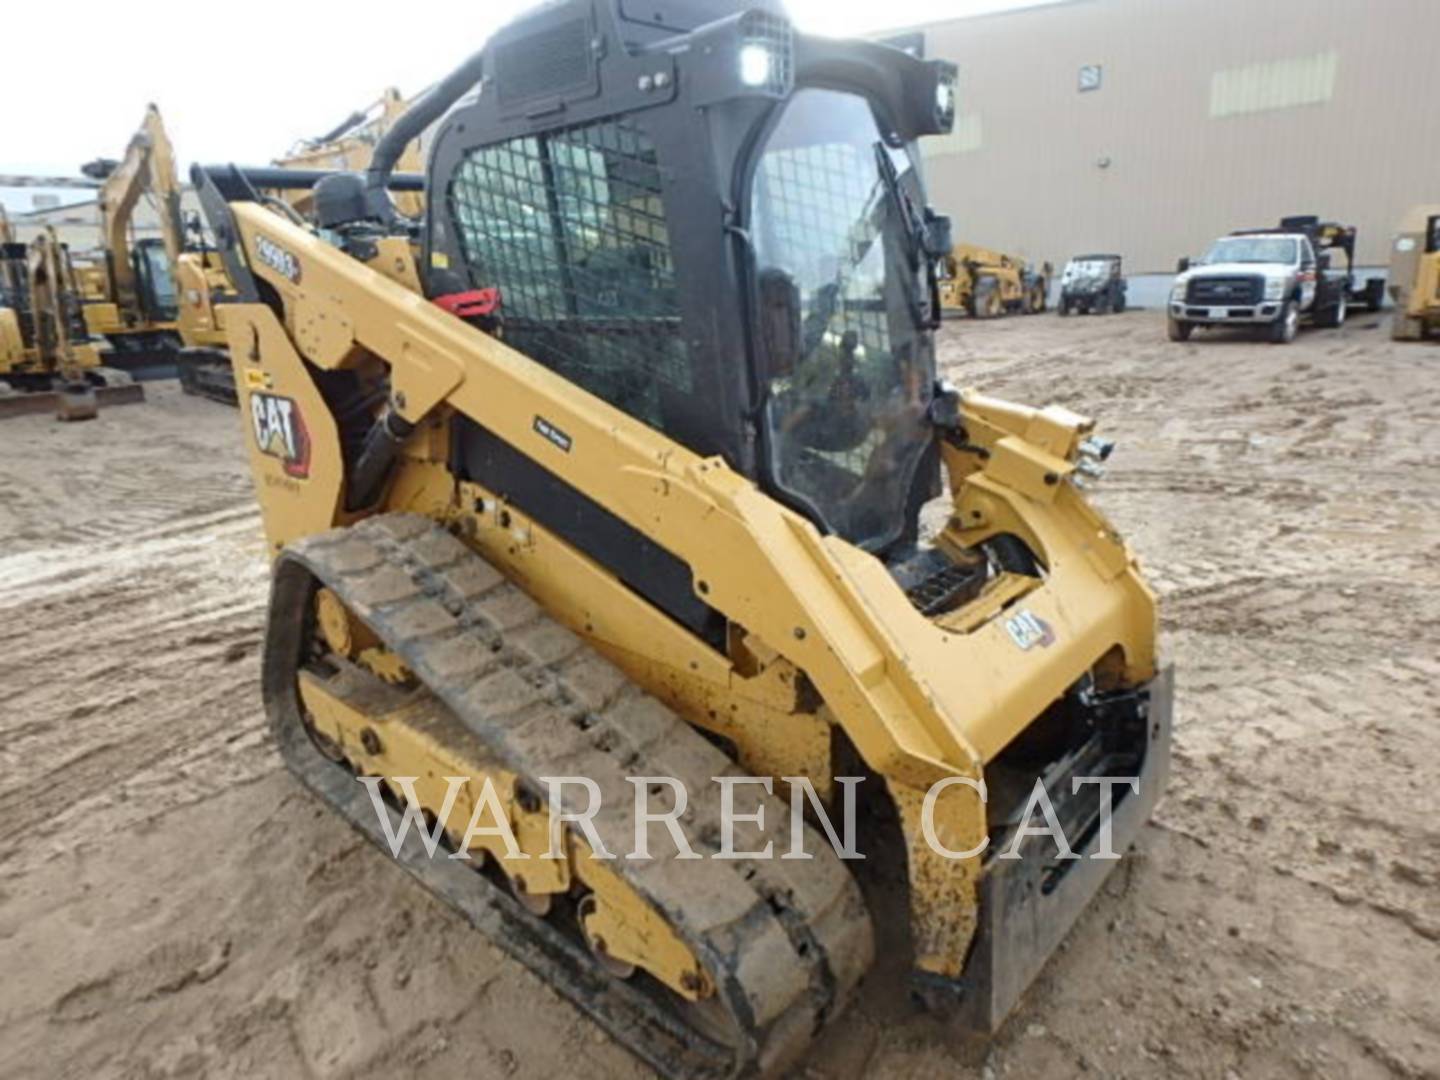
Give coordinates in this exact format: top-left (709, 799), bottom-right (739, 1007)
top-left (739, 43), bottom-right (772, 87)
top-left (686, 9), bottom-right (792, 104)
top-left (1264, 278), bottom-right (1286, 300)
top-left (934, 74), bottom-right (956, 130)
top-left (1170, 280), bottom-right (1186, 302)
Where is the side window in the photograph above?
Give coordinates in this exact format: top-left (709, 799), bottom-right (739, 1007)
top-left (1300, 240), bottom-right (1316, 269)
top-left (446, 119), bottom-right (690, 432)
top-left (137, 243), bottom-right (179, 321)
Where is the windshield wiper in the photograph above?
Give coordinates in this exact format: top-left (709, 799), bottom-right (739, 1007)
top-left (872, 141), bottom-right (934, 331)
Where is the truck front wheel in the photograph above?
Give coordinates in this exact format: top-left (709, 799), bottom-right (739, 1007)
top-left (1167, 316), bottom-right (1193, 341)
top-left (1268, 300), bottom-right (1299, 344)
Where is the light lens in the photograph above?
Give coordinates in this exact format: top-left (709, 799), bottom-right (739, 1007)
top-left (739, 44), bottom-right (772, 88)
top-left (936, 81), bottom-right (954, 116)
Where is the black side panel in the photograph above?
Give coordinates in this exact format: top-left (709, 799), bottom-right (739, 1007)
top-left (452, 418), bottom-right (726, 648)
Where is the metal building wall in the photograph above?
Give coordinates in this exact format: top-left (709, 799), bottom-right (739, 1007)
top-left (909, 0), bottom-right (1440, 271)
top-left (7, 190), bottom-right (205, 255)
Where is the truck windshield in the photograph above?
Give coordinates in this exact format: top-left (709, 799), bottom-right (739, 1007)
top-left (1202, 237), bottom-right (1298, 265)
top-left (749, 89), bottom-right (934, 552)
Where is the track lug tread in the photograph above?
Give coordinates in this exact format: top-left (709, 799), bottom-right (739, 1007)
top-left (264, 514), bottom-right (874, 1078)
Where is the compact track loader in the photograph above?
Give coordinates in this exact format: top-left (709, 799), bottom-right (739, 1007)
top-left (199, 2), bottom-right (1171, 1073)
top-left (1, 226), bottom-right (141, 420)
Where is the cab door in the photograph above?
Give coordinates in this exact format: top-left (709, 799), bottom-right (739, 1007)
top-left (1298, 239), bottom-right (1318, 309)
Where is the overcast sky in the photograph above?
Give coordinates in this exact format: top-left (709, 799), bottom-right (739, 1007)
top-left (1, 0), bottom-right (1051, 209)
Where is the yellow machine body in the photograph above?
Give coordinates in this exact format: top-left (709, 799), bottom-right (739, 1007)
top-left (81, 105), bottom-right (185, 350)
top-left (1390, 204), bottom-right (1440, 341)
top-left (0, 228), bottom-right (139, 420)
top-left (938, 242), bottom-right (1050, 318)
top-left (223, 199), bottom-right (1162, 991)
top-left (205, 12), bottom-right (1171, 1069)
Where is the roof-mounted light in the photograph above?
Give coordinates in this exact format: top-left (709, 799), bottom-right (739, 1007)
top-left (739, 43), bottom-right (773, 88)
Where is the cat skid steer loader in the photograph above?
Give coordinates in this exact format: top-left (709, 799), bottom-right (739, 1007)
top-left (199, 1), bottom-right (1171, 1074)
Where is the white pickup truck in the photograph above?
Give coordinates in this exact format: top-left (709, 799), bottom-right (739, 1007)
top-left (1168, 231), bottom-right (1350, 344)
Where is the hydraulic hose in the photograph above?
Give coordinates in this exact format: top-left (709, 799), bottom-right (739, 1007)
top-left (346, 407), bottom-right (417, 511)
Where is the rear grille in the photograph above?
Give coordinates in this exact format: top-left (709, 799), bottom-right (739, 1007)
top-left (494, 17), bottom-right (594, 109)
top-left (1187, 275), bottom-right (1263, 305)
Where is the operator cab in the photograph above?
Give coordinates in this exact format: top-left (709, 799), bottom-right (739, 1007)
top-left (131, 238), bottom-right (180, 324)
top-left (419, 0), bottom-right (956, 555)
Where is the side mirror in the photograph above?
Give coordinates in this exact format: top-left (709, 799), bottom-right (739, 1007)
top-left (757, 268), bottom-right (801, 380)
top-left (922, 210), bottom-right (952, 259)
top-left (927, 380), bottom-right (962, 429)
top-left (1176, 256), bottom-right (1190, 273)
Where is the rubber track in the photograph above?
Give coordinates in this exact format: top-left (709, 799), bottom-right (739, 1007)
top-left (262, 513), bottom-right (873, 1077)
top-left (178, 350), bottom-right (238, 406)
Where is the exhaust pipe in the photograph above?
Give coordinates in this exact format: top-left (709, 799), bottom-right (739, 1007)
top-left (364, 50), bottom-right (486, 224)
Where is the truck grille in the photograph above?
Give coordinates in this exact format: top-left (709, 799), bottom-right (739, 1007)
top-left (1187, 275), bottom-right (1263, 305)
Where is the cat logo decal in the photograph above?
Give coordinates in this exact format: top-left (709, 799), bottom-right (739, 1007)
top-left (250, 392), bottom-right (311, 478)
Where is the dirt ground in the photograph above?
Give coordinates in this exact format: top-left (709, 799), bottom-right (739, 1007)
top-left (1, 312), bottom-right (1436, 1080)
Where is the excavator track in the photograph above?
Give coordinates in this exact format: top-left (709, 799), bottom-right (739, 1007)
top-left (263, 513), bottom-right (873, 1078)
top-left (177, 348), bottom-right (238, 406)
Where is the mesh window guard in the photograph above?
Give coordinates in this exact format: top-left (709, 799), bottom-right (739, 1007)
top-left (447, 119), bottom-right (690, 430)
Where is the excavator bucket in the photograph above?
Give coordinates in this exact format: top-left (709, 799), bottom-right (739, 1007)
top-left (0, 380), bottom-right (143, 421)
top-left (55, 381), bottom-right (99, 421)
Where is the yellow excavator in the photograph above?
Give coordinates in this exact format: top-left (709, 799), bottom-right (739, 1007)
top-left (272, 87), bottom-right (426, 218)
top-left (197, 1), bottom-right (1171, 1073)
top-left (1389, 204), bottom-right (1440, 341)
top-left (938, 242), bottom-right (1050, 318)
top-left (175, 92), bottom-right (429, 405)
top-left (71, 105), bottom-right (240, 401)
top-left (77, 105), bottom-right (191, 377)
top-left (1, 223), bottom-right (142, 419)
